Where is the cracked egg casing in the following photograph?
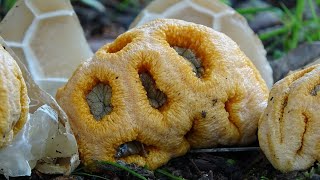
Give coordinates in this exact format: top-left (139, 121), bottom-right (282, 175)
top-left (0, 0), bottom-right (93, 95)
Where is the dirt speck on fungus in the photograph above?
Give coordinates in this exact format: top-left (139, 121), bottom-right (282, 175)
top-left (201, 111), bottom-right (207, 118)
top-left (86, 83), bottom-right (113, 120)
top-left (310, 85), bottom-right (320, 96)
top-left (212, 99), bottom-right (218, 106)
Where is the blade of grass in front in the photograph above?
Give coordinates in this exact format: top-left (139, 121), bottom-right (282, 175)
top-left (236, 7), bottom-right (277, 15)
top-left (72, 172), bottom-right (109, 180)
top-left (155, 169), bottom-right (186, 180)
top-left (258, 25), bottom-right (290, 40)
top-left (98, 161), bottom-right (147, 180)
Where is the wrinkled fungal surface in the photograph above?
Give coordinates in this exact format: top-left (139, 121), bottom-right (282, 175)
top-left (173, 46), bottom-right (204, 78)
top-left (86, 83), bottom-right (112, 120)
top-left (56, 19), bottom-right (268, 170)
top-left (258, 64), bottom-right (320, 172)
top-left (0, 45), bottom-right (28, 148)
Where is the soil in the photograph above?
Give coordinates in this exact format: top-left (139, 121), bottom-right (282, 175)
top-left (4, 150), bottom-right (312, 179)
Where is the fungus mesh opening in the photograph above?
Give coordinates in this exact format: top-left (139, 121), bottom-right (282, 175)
top-left (107, 36), bottom-right (132, 53)
top-left (139, 71), bottom-right (167, 109)
top-left (173, 46), bottom-right (204, 78)
top-left (115, 141), bottom-right (148, 158)
top-left (86, 83), bottom-right (113, 120)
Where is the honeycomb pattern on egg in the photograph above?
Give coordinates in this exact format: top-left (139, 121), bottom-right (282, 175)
top-left (0, 0), bottom-right (92, 81)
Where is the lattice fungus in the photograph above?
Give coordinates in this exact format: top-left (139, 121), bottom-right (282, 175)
top-left (0, 0), bottom-right (93, 95)
top-left (57, 19), bottom-right (269, 170)
top-left (130, 0), bottom-right (274, 88)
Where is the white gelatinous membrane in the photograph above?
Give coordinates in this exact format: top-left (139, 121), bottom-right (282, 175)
top-left (0, 105), bottom-right (78, 178)
top-left (0, 0), bottom-right (93, 95)
top-left (130, 0), bottom-right (274, 88)
top-left (0, 38), bottom-right (79, 178)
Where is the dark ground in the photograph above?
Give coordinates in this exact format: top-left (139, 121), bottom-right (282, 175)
top-left (1, 0), bottom-right (320, 179)
top-left (6, 150), bottom-right (317, 180)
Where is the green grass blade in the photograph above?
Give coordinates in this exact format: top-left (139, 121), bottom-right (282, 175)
top-left (4, 0), bottom-right (16, 11)
top-left (307, 0), bottom-right (319, 22)
top-left (155, 169), bottom-right (186, 180)
top-left (236, 7), bottom-right (277, 14)
top-left (258, 25), bottom-right (290, 40)
top-left (98, 161), bottom-right (147, 180)
top-left (72, 166), bottom-right (85, 173)
top-left (80, 0), bottom-right (105, 12)
top-left (72, 172), bottom-right (109, 180)
top-left (288, 0), bottom-right (305, 49)
top-left (116, 0), bottom-right (139, 11)
top-left (279, 0), bottom-right (305, 50)
top-left (220, 0), bottom-right (231, 6)
top-left (295, 0), bottom-right (305, 21)
top-left (280, 3), bottom-right (295, 20)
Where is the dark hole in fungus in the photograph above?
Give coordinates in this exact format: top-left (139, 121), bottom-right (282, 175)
top-left (86, 83), bottom-right (113, 120)
top-left (173, 46), bottom-right (204, 78)
top-left (115, 141), bottom-right (147, 158)
top-left (139, 71), bottom-right (167, 109)
top-left (310, 85), bottom-right (320, 96)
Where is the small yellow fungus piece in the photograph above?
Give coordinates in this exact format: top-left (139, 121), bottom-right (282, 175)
top-left (0, 45), bottom-right (28, 148)
top-left (259, 64), bottom-right (320, 172)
